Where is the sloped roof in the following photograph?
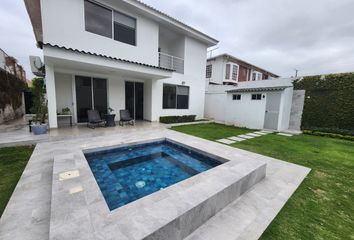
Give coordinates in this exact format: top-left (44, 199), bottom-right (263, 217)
top-left (43, 43), bottom-right (175, 72)
top-left (208, 53), bottom-right (279, 77)
top-left (226, 78), bottom-right (293, 93)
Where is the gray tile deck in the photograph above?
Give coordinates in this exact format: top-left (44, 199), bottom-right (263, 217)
top-left (0, 126), bottom-right (310, 240)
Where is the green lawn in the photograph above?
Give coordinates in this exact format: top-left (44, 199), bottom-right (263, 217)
top-left (0, 146), bottom-right (34, 217)
top-left (172, 124), bottom-right (354, 240)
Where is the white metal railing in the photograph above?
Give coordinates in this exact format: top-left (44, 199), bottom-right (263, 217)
top-left (158, 52), bottom-right (184, 74)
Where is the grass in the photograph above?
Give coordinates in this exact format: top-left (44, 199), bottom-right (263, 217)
top-left (170, 123), bottom-right (254, 141)
top-left (0, 145), bottom-right (34, 217)
top-left (172, 124), bottom-right (354, 240)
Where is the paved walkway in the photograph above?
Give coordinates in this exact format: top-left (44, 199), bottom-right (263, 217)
top-left (216, 130), bottom-right (277, 145)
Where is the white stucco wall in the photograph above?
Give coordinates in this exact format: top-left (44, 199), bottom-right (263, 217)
top-left (55, 73), bottom-right (73, 113)
top-left (277, 87), bottom-right (294, 131)
top-left (41, 0), bottom-right (159, 65)
top-left (206, 57), bottom-right (224, 85)
top-left (225, 92), bottom-right (266, 129)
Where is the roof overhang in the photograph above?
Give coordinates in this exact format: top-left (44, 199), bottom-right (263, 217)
top-left (121, 0), bottom-right (219, 47)
top-left (226, 86), bottom-right (289, 93)
top-left (24, 0), bottom-right (43, 44)
top-left (43, 44), bottom-right (173, 80)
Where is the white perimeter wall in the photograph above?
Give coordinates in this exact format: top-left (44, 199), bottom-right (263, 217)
top-left (41, 0), bottom-right (159, 65)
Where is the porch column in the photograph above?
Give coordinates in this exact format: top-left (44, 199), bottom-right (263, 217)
top-left (45, 64), bottom-right (58, 128)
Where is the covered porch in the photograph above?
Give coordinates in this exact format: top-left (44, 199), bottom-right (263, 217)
top-left (44, 44), bottom-right (173, 128)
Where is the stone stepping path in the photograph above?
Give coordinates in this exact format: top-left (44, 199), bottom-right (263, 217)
top-left (277, 133), bottom-right (294, 137)
top-left (216, 139), bottom-right (236, 144)
top-left (215, 129), bottom-right (284, 145)
top-left (228, 136), bottom-right (246, 142)
top-left (238, 134), bottom-right (255, 139)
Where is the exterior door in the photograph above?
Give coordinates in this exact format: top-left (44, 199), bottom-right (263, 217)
top-left (75, 76), bottom-right (107, 123)
top-left (264, 92), bottom-right (281, 130)
top-left (125, 81), bottom-right (144, 120)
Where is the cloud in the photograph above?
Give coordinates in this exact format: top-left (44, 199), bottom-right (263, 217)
top-left (0, 0), bottom-right (353, 79)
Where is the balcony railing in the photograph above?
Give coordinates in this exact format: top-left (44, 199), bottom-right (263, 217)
top-left (158, 52), bottom-right (184, 74)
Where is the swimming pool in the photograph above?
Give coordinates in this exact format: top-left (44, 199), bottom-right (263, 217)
top-left (84, 139), bottom-right (224, 210)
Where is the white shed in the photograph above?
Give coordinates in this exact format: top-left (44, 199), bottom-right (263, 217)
top-left (205, 79), bottom-right (294, 131)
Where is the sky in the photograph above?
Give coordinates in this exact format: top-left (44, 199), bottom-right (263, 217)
top-left (0, 0), bottom-right (353, 79)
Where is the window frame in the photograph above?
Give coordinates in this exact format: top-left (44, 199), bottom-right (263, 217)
top-left (232, 94), bottom-right (241, 100)
top-left (206, 64), bottom-right (212, 78)
top-left (225, 62), bottom-right (239, 81)
top-left (84, 0), bottom-right (137, 46)
top-left (162, 84), bottom-right (190, 110)
top-left (251, 71), bottom-right (262, 81)
top-left (251, 94), bottom-right (262, 100)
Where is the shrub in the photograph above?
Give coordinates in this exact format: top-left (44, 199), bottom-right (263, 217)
top-left (159, 115), bottom-right (196, 124)
top-left (303, 130), bottom-right (354, 141)
top-left (305, 127), bottom-right (354, 136)
top-left (294, 72), bottom-right (354, 131)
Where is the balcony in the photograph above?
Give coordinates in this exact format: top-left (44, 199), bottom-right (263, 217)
top-left (159, 52), bottom-right (184, 74)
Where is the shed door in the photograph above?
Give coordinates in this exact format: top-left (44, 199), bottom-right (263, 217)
top-left (264, 92), bottom-right (281, 130)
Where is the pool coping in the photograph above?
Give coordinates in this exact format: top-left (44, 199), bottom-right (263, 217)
top-left (49, 135), bottom-right (266, 240)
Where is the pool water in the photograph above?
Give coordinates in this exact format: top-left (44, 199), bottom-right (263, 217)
top-left (85, 140), bottom-right (223, 210)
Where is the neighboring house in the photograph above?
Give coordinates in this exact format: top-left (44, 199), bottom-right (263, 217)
top-left (24, 0), bottom-right (218, 128)
top-left (206, 54), bottom-right (279, 85)
top-left (205, 79), bottom-right (294, 131)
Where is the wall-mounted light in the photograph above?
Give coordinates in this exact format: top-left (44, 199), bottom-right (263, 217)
top-left (182, 81), bottom-right (186, 85)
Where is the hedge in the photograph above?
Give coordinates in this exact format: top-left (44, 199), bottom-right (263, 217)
top-left (294, 72), bottom-right (354, 131)
top-left (303, 130), bottom-right (354, 141)
top-left (159, 115), bottom-right (196, 124)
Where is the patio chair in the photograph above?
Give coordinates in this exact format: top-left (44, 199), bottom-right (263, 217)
top-left (119, 110), bottom-right (135, 126)
top-left (87, 110), bottom-right (106, 129)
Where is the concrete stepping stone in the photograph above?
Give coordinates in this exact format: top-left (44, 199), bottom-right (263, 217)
top-left (216, 139), bottom-right (236, 144)
top-left (254, 131), bottom-right (269, 135)
top-left (260, 130), bottom-right (274, 133)
top-left (228, 136), bottom-right (246, 142)
top-left (246, 133), bottom-right (262, 137)
top-left (277, 133), bottom-right (293, 137)
top-left (237, 134), bottom-right (254, 139)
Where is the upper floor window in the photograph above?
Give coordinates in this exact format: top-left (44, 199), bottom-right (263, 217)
top-left (225, 64), bottom-right (231, 80)
top-left (232, 65), bottom-right (239, 81)
top-left (206, 65), bottom-right (212, 78)
top-left (114, 11), bottom-right (136, 45)
top-left (84, 0), bottom-right (136, 46)
top-left (84, 1), bottom-right (112, 38)
top-left (225, 63), bottom-right (239, 81)
top-left (252, 71), bottom-right (262, 81)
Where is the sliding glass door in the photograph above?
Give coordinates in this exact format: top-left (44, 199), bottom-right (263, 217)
top-left (75, 76), bottom-right (107, 123)
top-left (125, 81), bottom-right (143, 120)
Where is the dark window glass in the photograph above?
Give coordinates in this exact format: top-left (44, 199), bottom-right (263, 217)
top-left (206, 65), bottom-right (212, 78)
top-left (93, 78), bottom-right (107, 116)
top-left (232, 94), bottom-right (241, 100)
top-left (177, 86), bottom-right (189, 109)
top-left (163, 84), bottom-right (176, 109)
top-left (225, 64), bottom-right (230, 79)
top-left (251, 94), bottom-right (262, 100)
top-left (114, 11), bottom-right (136, 45)
top-left (75, 76), bottom-right (93, 123)
top-left (84, 1), bottom-right (112, 38)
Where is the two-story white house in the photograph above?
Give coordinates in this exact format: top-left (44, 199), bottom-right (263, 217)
top-left (24, 0), bottom-right (218, 128)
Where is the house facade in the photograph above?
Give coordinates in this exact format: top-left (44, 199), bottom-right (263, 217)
top-left (25, 0), bottom-right (218, 128)
top-left (206, 54), bottom-right (279, 86)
